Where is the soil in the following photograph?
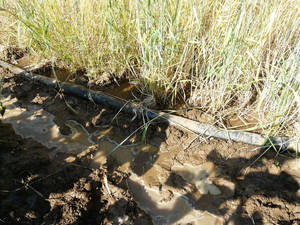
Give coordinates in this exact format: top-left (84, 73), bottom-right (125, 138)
top-left (0, 52), bottom-right (300, 225)
top-left (0, 65), bottom-right (155, 225)
top-left (0, 120), bottom-right (152, 225)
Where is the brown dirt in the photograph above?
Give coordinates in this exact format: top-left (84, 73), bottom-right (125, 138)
top-left (0, 52), bottom-right (300, 225)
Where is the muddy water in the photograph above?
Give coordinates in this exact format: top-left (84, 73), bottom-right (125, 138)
top-left (1, 95), bottom-right (145, 170)
top-left (2, 96), bottom-right (94, 155)
top-left (105, 80), bottom-right (136, 101)
top-left (2, 94), bottom-right (227, 224)
top-left (128, 169), bottom-right (224, 225)
top-left (16, 55), bottom-right (262, 132)
top-left (171, 162), bottom-right (221, 195)
top-left (128, 174), bottom-right (223, 225)
top-left (17, 56), bottom-right (138, 102)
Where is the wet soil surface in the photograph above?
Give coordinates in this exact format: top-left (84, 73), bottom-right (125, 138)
top-left (1, 54), bottom-right (300, 225)
top-left (0, 67), bottom-right (155, 225)
top-left (0, 120), bottom-right (152, 225)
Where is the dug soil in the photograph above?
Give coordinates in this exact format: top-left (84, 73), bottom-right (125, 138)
top-left (0, 55), bottom-right (300, 225)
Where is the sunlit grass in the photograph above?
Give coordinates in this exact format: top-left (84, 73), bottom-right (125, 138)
top-left (0, 0), bottom-right (299, 139)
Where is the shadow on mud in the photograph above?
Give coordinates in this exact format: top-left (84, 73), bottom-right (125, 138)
top-left (195, 150), bottom-right (299, 225)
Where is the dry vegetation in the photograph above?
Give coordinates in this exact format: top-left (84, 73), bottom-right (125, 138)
top-left (0, 0), bottom-right (299, 141)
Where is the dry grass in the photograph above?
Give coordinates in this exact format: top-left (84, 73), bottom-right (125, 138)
top-left (0, 0), bottom-right (299, 141)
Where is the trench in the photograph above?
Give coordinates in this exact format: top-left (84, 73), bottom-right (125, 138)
top-left (0, 59), bottom-right (297, 152)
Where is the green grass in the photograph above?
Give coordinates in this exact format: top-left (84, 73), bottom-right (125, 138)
top-left (0, 0), bottom-right (299, 139)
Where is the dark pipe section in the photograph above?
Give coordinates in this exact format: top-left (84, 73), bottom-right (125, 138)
top-left (20, 70), bottom-right (159, 120)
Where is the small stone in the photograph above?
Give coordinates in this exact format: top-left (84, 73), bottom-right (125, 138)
top-left (84, 182), bottom-right (92, 191)
top-left (64, 156), bottom-right (76, 163)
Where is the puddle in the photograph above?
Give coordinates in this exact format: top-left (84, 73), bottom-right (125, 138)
top-left (88, 139), bottom-right (135, 170)
top-left (2, 96), bottom-right (93, 154)
top-left (16, 55), bottom-right (137, 100)
top-left (128, 173), bottom-right (224, 225)
top-left (105, 80), bottom-right (136, 101)
top-left (1, 95), bottom-right (156, 172)
top-left (171, 162), bottom-right (221, 195)
top-left (56, 120), bottom-right (94, 153)
top-left (127, 157), bottom-right (226, 224)
top-left (32, 66), bottom-right (73, 82)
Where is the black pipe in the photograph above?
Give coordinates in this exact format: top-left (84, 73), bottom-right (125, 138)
top-left (0, 59), bottom-right (297, 151)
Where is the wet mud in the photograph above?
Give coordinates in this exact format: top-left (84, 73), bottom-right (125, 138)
top-left (0, 53), bottom-right (300, 225)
